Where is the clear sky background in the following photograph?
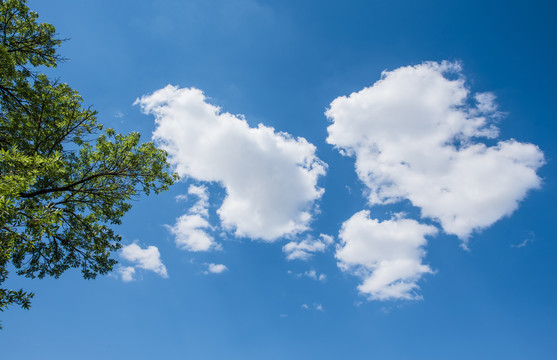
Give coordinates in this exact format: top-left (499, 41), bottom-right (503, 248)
top-left (2, 1), bottom-right (557, 359)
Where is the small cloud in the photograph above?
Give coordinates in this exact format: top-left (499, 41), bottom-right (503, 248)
top-left (118, 266), bottom-right (136, 282)
top-left (175, 194), bottom-right (189, 202)
top-left (170, 214), bottom-right (220, 252)
top-left (169, 185), bottom-right (221, 252)
top-left (302, 303), bottom-right (324, 311)
top-left (187, 184), bottom-right (210, 217)
top-left (114, 111), bottom-right (124, 118)
top-left (119, 242), bottom-right (168, 281)
top-left (205, 263), bottom-right (228, 274)
top-left (303, 270), bottom-right (327, 282)
top-left (288, 269), bottom-right (327, 282)
top-left (511, 232), bottom-right (535, 248)
top-left (280, 314), bottom-right (288, 318)
top-left (474, 92), bottom-right (500, 115)
top-left (511, 239), bottom-right (529, 248)
top-left (283, 234), bottom-right (334, 261)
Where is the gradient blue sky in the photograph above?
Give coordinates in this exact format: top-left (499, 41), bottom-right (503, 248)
top-left (2, 1), bottom-right (556, 359)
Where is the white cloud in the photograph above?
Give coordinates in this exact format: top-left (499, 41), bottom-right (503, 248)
top-left (170, 214), bottom-right (218, 251)
top-left (511, 231), bottom-right (535, 248)
top-left (118, 266), bottom-right (136, 282)
top-left (283, 233), bottom-right (334, 260)
top-left (206, 263), bottom-right (228, 274)
top-left (301, 303), bottom-right (324, 311)
top-left (336, 210), bottom-right (438, 301)
top-left (511, 239), bottom-right (529, 248)
top-left (326, 61), bottom-right (545, 242)
top-left (289, 269), bottom-right (327, 281)
top-left (175, 194), bottom-right (189, 202)
top-left (136, 86), bottom-right (326, 241)
top-left (120, 243), bottom-right (169, 278)
top-left (304, 270), bottom-right (327, 282)
top-left (169, 185), bottom-right (220, 252)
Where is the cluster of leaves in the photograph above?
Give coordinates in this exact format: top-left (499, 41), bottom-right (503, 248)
top-left (0, 0), bottom-right (177, 315)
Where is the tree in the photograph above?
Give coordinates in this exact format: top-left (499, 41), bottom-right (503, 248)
top-left (0, 0), bottom-right (177, 316)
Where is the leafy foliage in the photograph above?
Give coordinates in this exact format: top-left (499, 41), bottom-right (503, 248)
top-left (0, 0), bottom-right (177, 315)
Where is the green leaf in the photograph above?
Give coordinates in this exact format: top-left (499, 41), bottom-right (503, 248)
top-left (0, 0), bottom-right (178, 316)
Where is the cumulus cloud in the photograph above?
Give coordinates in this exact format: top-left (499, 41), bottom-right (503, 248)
top-left (136, 86), bottom-right (326, 241)
top-left (336, 210), bottom-right (438, 300)
top-left (206, 263), bottom-right (228, 274)
top-left (283, 234), bottom-right (334, 260)
top-left (326, 61), bottom-right (545, 242)
top-left (120, 243), bottom-right (168, 279)
top-left (169, 184), bottom-right (220, 252)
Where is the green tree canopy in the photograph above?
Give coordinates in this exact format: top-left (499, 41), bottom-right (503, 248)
top-left (0, 0), bottom-right (177, 314)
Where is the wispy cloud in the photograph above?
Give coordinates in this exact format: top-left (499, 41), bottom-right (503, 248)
top-left (304, 270), bottom-right (327, 282)
top-left (511, 232), bottom-right (535, 248)
top-left (288, 269), bottom-right (327, 282)
top-left (169, 185), bottom-right (220, 252)
top-left (302, 303), bottom-right (324, 311)
top-left (283, 234), bottom-right (334, 260)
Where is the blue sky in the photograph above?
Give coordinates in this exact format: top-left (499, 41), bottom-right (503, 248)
top-left (2, 0), bottom-right (557, 358)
